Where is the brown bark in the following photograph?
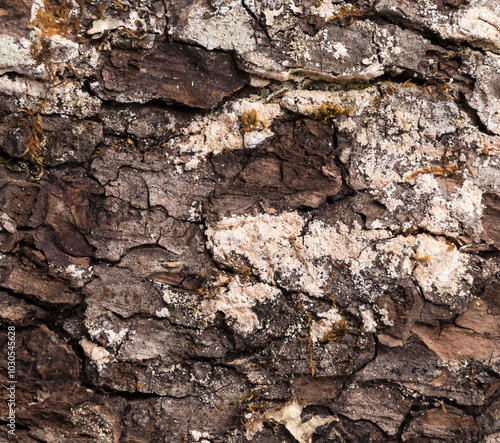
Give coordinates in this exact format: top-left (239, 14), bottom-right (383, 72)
top-left (1, 0), bottom-right (500, 442)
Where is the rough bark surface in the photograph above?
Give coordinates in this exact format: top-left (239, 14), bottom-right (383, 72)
top-left (0, 0), bottom-right (500, 442)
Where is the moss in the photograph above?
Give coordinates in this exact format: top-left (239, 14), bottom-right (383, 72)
top-left (30, 0), bottom-right (80, 69)
top-left (309, 102), bottom-right (354, 127)
top-left (30, 0), bottom-right (77, 38)
top-left (321, 318), bottom-right (348, 342)
top-left (17, 108), bottom-right (45, 179)
top-left (21, 0), bottom-right (84, 175)
top-left (297, 294), bottom-right (315, 376)
top-left (326, 3), bottom-right (374, 27)
top-left (240, 109), bottom-right (267, 133)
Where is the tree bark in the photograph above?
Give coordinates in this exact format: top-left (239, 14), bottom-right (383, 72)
top-left (1, 0), bottom-right (500, 441)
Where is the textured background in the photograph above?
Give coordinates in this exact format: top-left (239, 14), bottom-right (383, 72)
top-left (0, 0), bottom-right (500, 441)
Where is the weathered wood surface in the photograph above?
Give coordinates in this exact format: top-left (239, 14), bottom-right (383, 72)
top-left (1, 0), bottom-right (500, 441)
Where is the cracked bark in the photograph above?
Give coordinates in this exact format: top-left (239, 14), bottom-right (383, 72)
top-left (1, 0), bottom-right (500, 442)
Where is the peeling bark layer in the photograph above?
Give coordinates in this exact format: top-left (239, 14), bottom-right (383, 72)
top-left (1, 0), bottom-right (500, 442)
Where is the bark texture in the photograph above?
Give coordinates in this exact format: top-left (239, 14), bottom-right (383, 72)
top-left (1, 0), bottom-right (500, 442)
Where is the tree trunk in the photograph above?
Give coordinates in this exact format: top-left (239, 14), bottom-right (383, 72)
top-left (1, 0), bottom-right (500, 441)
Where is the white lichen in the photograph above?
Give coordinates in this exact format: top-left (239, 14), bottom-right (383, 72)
top-left (167, 100), bottom-right (281, 170)
top-left (169, 0), bottom-right (257, 53)
top-left (412, 234), bottom-right (469, 297)
top-left (65, 264), bottom-right (93, 280)
top-left (155, 307), bottom-right (170, 318)
top-left (263, 397), bottom-right (335, 443)
top-left (201, 276), bottom-right (280, 334)
top-left (80, 338), bottom-right (112, 371)
top-left (206, 211), bottom-right (390, 297)
top-left (190, 430), bottom-right (211, 442)
top-left (360, 307), bottom-right (377, 333)
top-left (310, 308), bottom-right (343, 343)
top-left (87, 11), bottom-right (147, 36)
